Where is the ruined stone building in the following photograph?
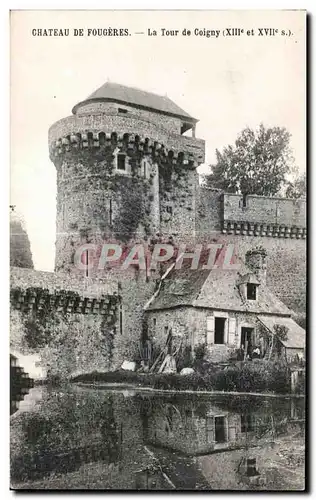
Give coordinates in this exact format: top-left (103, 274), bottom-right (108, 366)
top-left (10, 82), bottom-right (306, 377)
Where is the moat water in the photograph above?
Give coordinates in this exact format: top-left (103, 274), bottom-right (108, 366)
top-left (10, 385), bottom-right (306, 491)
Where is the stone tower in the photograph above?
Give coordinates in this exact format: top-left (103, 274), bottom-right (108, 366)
top-left (48, 82), bottom-right (205, 364)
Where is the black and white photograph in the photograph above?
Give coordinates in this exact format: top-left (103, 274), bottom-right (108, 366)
top-left (9, 9), bottom-right (306, 491)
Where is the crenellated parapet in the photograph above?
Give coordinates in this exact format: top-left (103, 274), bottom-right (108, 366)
top-left (222, 221), bottom-right (307, 239)
top-left (221, 193), bottom-right (306, 238)
top-left (11, 287), bottom-right (118, 315)
top-left (48, 113), bottom-right (205, 167)
top-left (10, 267), bottom-right (120, 314)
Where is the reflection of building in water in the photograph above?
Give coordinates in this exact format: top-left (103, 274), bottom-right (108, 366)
top-left (145, 401), bottom-right (264, 454)
top-left (11, 390), bottom-right (173, 490)
top-left (198, 446), bottom-right (267, 489)
top-left (144, 397), bottom-right (305, 490)
top-left (10, 390), bottom-right (305, 490)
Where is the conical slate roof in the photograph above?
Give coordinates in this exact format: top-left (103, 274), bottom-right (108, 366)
top-left (72, 81), bottom-right (196, 121)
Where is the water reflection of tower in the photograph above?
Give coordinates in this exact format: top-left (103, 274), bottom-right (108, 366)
top-left (100, 394), bottom-right (121, 464)
top-left (112, 393), bottom-right (155, 488)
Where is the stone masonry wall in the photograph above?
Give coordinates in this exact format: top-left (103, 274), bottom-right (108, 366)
top-left (221, 236), bottom-right (305, 313)
top-left (146, 306), bottom-right (196, 354)
top-left (159, 166), bottom-right (198, 243)
top-left (10, 308), bottom-right (117, 379)
top-left (49, 114), bottom-right (205, 163)
top-left (223, 193), bottom-right (306, 229)
top-left (147, 307), bottom-right (270, 363)
top-left (195, 189), bottom-right (306, 313)
top-left (196, 187), bottom-right (223, 239)
top-left (10, 268), bottom-right (119, 378)
top-left (75, 101), bottom-right (183, 135)
top-left (111, 271), bottom-right (157, 369)
top-left (41, 312), bottom-right (115, 378)
top-left (48, 102), bottom-right (205, 371)
top-left (54, 148), bottom-right (160, 273)
top-left (196, 188), bottom-right (306, 313)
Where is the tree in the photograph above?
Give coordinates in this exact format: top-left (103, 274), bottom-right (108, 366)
top-left (10, 209), bottom-right (34, 268)
top-left (285, 172), bottom-right (306, 199)
top-left (203, 124), bottom-right (295, 196)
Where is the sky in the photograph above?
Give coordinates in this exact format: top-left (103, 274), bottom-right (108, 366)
top-left (10, 10), bottom-right (305, 271)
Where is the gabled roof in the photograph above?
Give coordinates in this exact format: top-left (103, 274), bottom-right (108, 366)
top-left (145, 257), bottom-right (291, 316)
top-left (72, 81), bottom-right (196, 121)
top-left (257, 316), bottom-right (305, 349)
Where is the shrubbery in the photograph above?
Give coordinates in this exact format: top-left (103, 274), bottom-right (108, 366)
top-left (207, 360), bottom-right (291, 393)
top-left (72, 359), bottom-right (295, 394)
top-left (194, 344), bottom-right (207, 361)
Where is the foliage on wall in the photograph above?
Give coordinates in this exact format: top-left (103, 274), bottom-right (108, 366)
top-left (57, 150), bottom-right (157, 256)
top-left (10, 286), bottom-right (119, 378)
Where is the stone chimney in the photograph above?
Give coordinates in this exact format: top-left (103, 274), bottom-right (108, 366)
top-left (245, 246), bottom-right (267, 285)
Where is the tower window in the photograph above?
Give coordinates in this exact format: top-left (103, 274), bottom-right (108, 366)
top-left (117, 154), bottom-right (126, 171)
top-left (142, 160), bottom-right (147, 178)
top-left (109, 198), bottom-right (113, 226)
top-left (85, 250), bottom-right (89, 278)
top-left (247, 283), bottom-right (257, 300)
top-left (119, 303), bottom-right (123, 335)
top-left (166, 205), bottom-right (173, 215)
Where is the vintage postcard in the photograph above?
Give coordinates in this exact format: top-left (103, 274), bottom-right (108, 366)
top-left (10, 9), bottom-right (306, 491)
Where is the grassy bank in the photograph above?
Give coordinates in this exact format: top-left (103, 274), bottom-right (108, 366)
top-left (71, 360), bottom-right (303, 395)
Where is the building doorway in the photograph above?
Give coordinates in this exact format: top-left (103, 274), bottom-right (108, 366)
top-left (241, 327), bottom-right (254, 357)
top-left (215, 318), bottom-right (226, 344)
